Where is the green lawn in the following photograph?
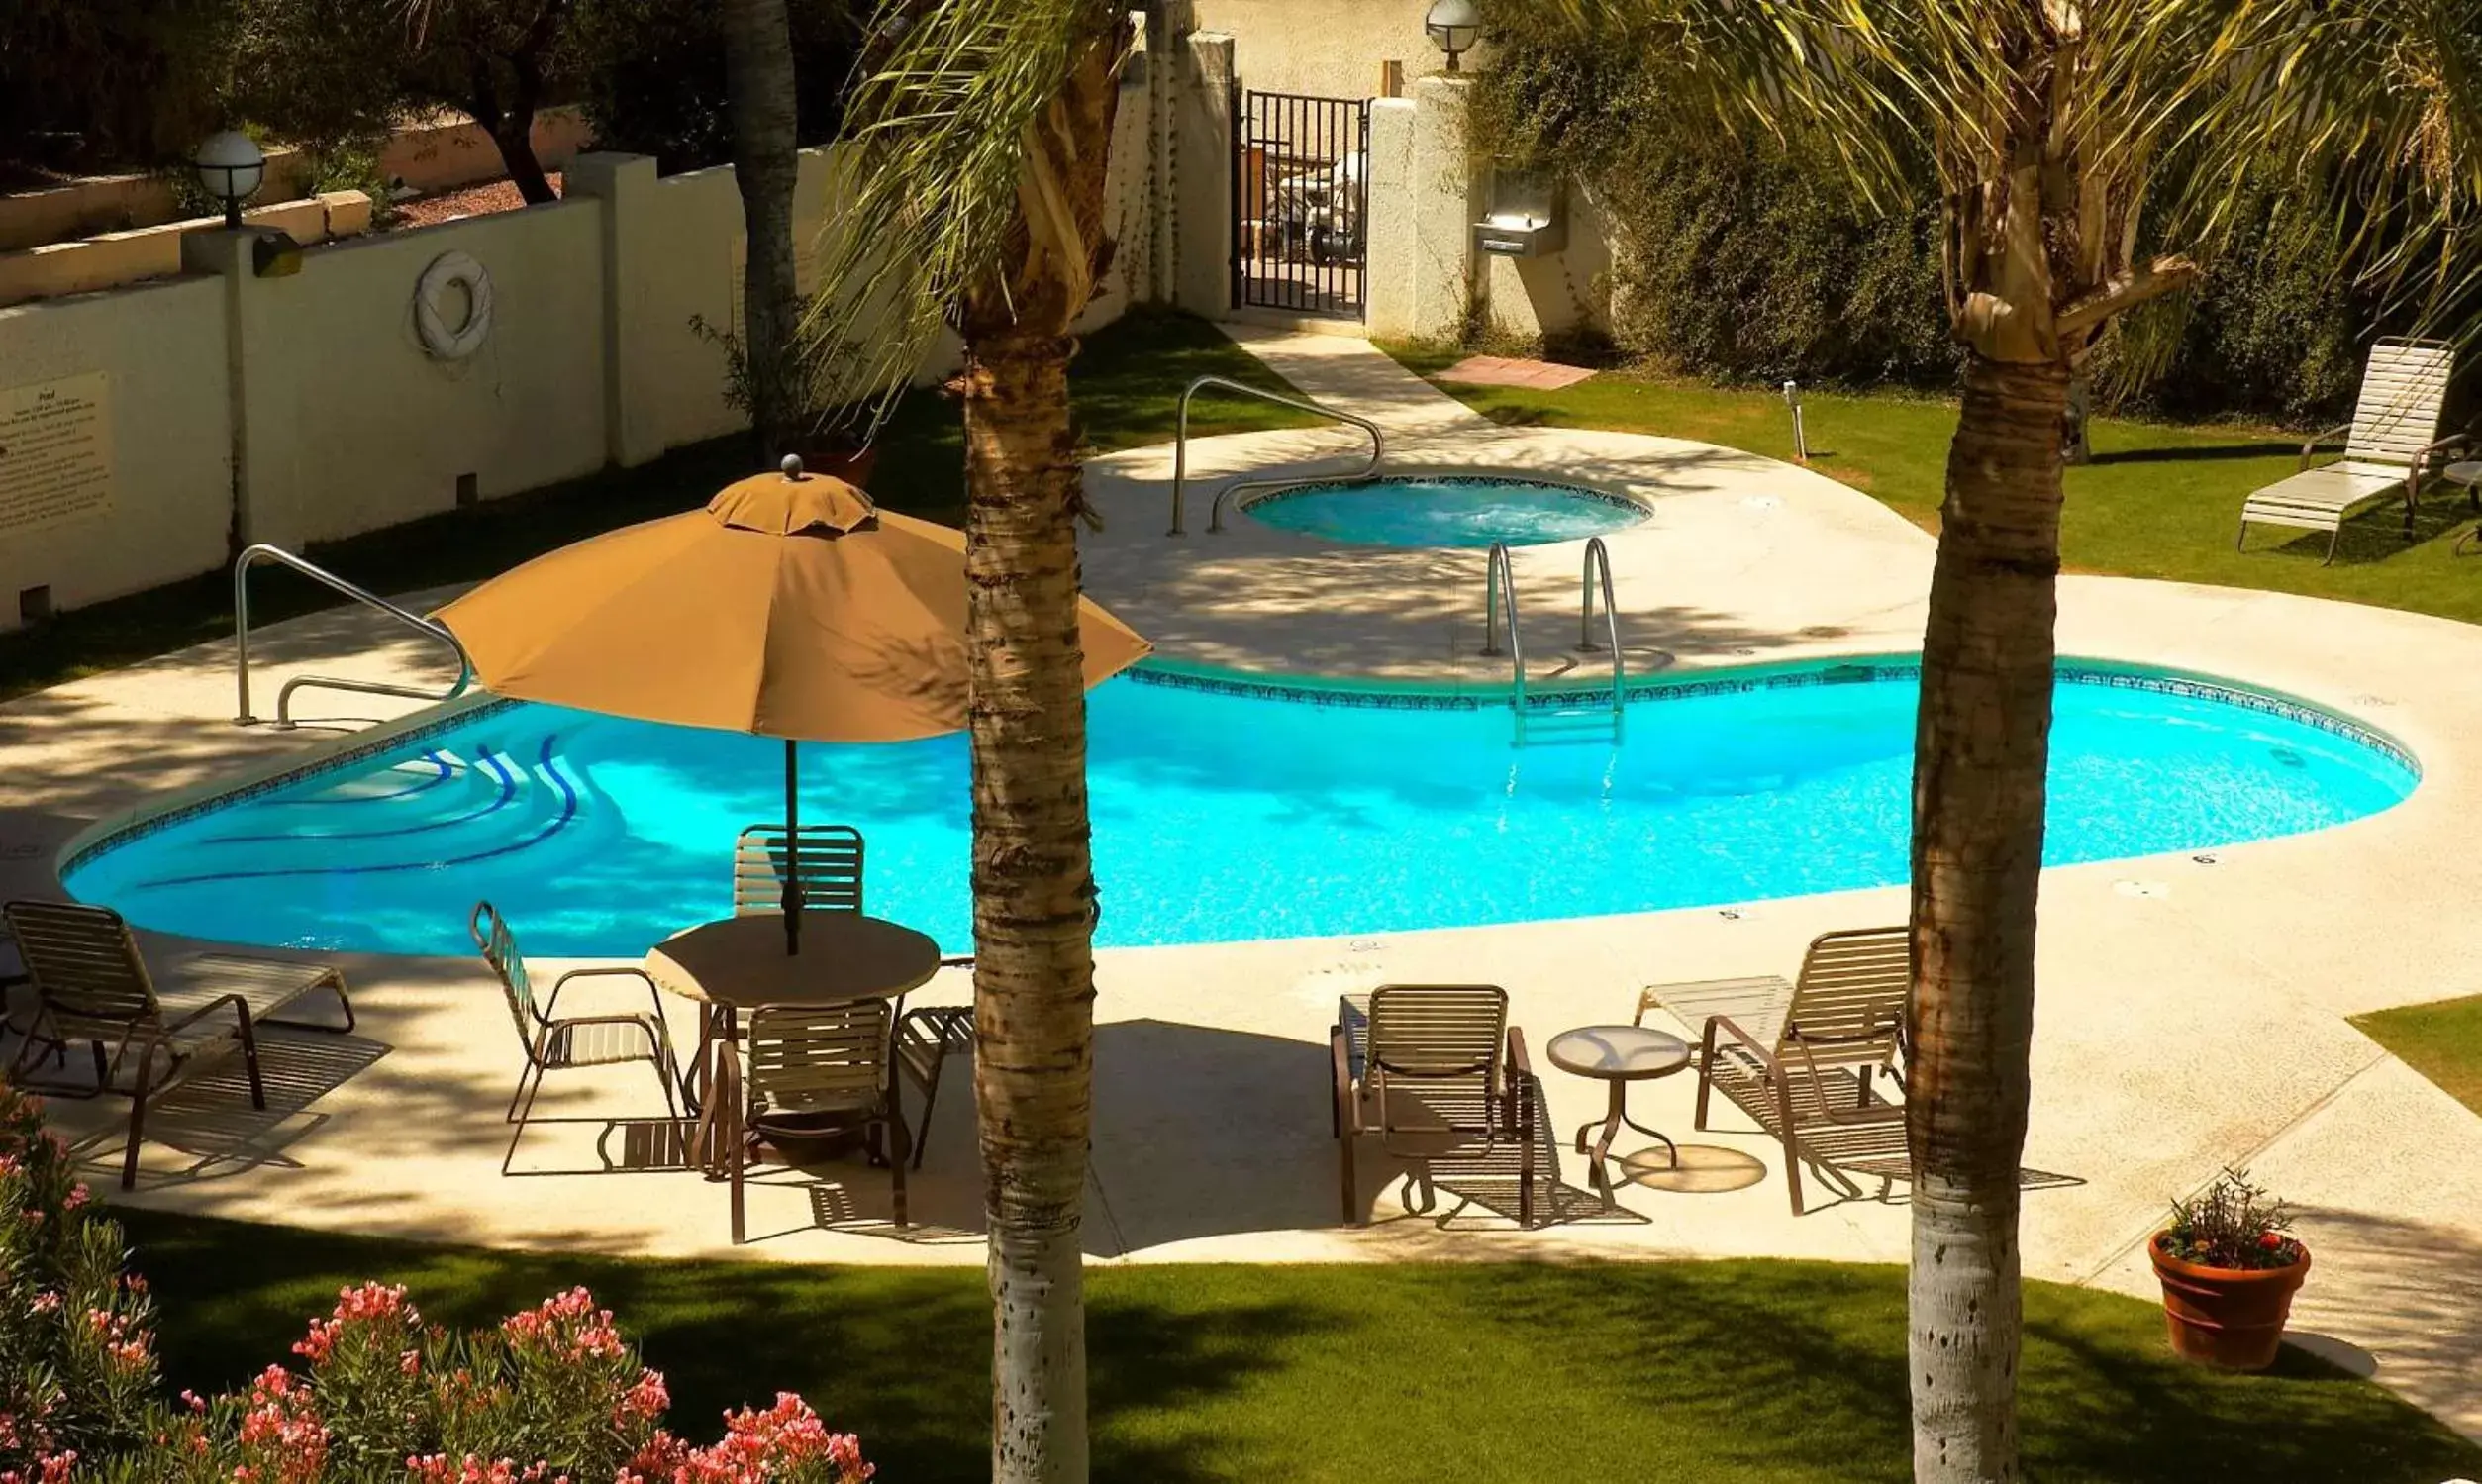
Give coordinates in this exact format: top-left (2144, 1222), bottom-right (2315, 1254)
top-left (1384, 345), bottom-right (2482, 626)
top-left (2354, 996), bottom-right (2482, 1116)
top-left (0, 309), bottom-right (1314, 704)
top-left (110, 1207), bottom-right (2481, 1484)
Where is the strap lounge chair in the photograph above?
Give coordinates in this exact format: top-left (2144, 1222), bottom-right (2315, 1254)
top-left (1639, 927), bottom-right (1912, 1215)
top-left (470, 902), bottom-right (682, 1175)
top-left (723, 1001), bottom-right (909, 1241)
top-left (2237, 337), bottom-right (2464, 563)
top-left (2, 900), bottom-right (355, 1188)
top-left (732, 824), bottom-right (864, 917)
top-left (1332, 984), bottom-right (1536, 1228)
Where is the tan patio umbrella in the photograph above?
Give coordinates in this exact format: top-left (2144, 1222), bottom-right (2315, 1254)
top-left (435, 459), bottom-right (1150, 952)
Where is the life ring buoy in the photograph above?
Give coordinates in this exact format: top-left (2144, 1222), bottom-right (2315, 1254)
top-left (415, 250), bottom-right (493, 360)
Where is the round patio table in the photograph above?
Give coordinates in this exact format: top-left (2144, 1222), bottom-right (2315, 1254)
top-left (645, 910), bottom-right (943, 1173)
top-left (1546, 1025), bottom-right (1692, 1206)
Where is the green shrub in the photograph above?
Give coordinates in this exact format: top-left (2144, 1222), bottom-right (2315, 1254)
top-left (0, 0), bottom-right (237, 172)
top-left (1478, 20), bottom-right (2381, 425)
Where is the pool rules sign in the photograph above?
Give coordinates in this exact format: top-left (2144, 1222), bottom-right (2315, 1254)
top-left (0, 372), bottom-right (114, 537)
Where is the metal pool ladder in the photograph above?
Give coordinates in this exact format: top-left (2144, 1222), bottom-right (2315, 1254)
top-left (1480, 538), bottom-right (1625, 745)
top-left (234, 544), bottom-right (473, 728)
top-left (1166, 374), bottom-right (1385, 536)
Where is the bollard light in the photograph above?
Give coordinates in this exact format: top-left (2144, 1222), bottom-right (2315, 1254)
top-left (1425, 0), bottom-right (1481, 72)
top-left (194, 130), bottom-right (267, 231)
top-left (1782, 379), bottom-right (1810, 463)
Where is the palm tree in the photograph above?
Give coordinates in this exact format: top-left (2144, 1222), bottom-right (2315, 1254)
top-left (1535, 1), bottom-right (2476, 1478)
top-left (812, 2), bottom-right (1133, 1479)
top-left (721, 0), bottom-right (804, 458)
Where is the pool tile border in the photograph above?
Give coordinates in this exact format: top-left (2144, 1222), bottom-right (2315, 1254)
top-left (1235, 472), bottom-right (1653, 530)
top-left (1127, 657), bottom-right (2422, 777)
top-left (61, 653), bottom-right (2419, 884)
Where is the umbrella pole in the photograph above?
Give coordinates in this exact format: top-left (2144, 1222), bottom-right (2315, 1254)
top-left (783, 739), bottom-right (801, 956)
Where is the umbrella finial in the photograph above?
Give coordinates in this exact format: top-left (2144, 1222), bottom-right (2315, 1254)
top-left (780, 454), bottom-right (807, 481)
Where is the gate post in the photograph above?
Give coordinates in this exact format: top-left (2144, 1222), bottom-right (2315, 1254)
top-left (1408, 73), bottom-right (1481, 343)
top-left (1362, 97), bottom-right (1419, 340)
top-left (1175, 32), bottom-right (1237, 318)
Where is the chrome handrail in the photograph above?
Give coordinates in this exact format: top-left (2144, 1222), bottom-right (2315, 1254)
top-left (1166, 374), bottom-right (1386, 536)
top-left (1577, 537), bottom-right (1625, 740)
top-left (1480, 542), bottom-right (1527, 743)
top-left (235, 544), bottom-right (473, 728)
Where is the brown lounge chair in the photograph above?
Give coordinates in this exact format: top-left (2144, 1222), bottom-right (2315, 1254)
top-left (470, 901), bottom-right (682, 1175)
top-left (1333, 984), bottom-right (1536, 1228)
top-left (2, 900), bottom-right (355, 1188)
top-left (723, 1001), bottom-right (910, 1242)
top-left (1639, 927), bottom-right (1912, 1215)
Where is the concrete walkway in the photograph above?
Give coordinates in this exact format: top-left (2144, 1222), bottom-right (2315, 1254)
top-left (3, 329), bottom-right (2480, 1437)
top-left (1214, 323), bottom-right (1491, 433)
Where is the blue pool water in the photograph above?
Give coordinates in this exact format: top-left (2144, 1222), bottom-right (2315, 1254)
top-left (1242, 476), bottom-right (1646, 547)
top-left (64, 664), bottom-right (2415, 958)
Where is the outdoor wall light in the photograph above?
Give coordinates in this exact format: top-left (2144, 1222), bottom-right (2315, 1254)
top-left (194, 130), bottom-right (266, 230)
top-left (1425, 0), bottom-right (1481, 72)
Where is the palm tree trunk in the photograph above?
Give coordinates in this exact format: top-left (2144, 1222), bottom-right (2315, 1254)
top-left (961, 333), bottom-right (1095, 1484)
top-left (1908, 350), bottom-right (2066, 1484)
top-left (721, 0), bottom-right (803, 460)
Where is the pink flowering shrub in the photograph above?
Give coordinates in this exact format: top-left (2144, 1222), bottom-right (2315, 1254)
top-left (0, 1082), bottom-right (158, 1478)
top-left (0, 1083), bottom-right (870, 1484)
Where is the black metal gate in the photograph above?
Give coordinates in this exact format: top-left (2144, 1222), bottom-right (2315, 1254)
top-left (1232, 89), bottom-right (1369, 319)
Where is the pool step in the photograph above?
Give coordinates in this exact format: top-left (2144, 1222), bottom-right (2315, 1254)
top-left (1517, 705), bottom-right (1624, 746)
top-left (1486, 538), bottom-right (1627, 748)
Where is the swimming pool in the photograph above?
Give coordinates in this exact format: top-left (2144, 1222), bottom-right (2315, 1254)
top-left (63, 661), bottom-right (2415, 958)
top-left (1241, 476), bottom-right (1647, 548)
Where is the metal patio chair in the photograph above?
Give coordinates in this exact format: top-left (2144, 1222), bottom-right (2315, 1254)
top-left (724, 1000), bottom-right (909, 1241)
top-left (732, 824), bottom-right (864, 917)
top-left (469, 901), bottom-right (681, 1175)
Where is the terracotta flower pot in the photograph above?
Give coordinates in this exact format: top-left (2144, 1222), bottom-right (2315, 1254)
top-left (2149, 1231), bottom-right (2312, 1371)
top-left (787, 434), bottom-right (878, 489)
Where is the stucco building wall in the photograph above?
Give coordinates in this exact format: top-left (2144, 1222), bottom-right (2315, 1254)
top-left (0, 278), bottom-right (233, 622)
top-left (1192, 0), bottom-right (1434, 100)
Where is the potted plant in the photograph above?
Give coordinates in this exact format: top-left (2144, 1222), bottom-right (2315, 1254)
top-left (2149, 1166), bottom-right (2312, 1371)
top-left (690, 314), bottom-right (880, 485)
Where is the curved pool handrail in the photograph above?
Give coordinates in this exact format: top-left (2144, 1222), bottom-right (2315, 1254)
top-left (235, 544), bottom-right (473, 729)
top-left (1480, 542), bottom-right (1527, 742)
top-left (1579, 537), bottom-right (1625, 739)
top-left (1166, 374), bottom-right (1385, 536)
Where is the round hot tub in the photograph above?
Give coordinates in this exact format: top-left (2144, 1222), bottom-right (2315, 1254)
top-left (1241, 475), bottom-right (1647, 548)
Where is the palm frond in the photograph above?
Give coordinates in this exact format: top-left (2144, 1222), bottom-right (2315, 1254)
top-left (2168, 0), bottom-right (2482, 339)
top-left (807, 0), bottom-right (1128, 425)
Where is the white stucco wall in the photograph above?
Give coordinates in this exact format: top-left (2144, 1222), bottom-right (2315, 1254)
top-left (235, 203), bottom-right (611, 550)
top-left (0, 278), bottom-right (233, 620)
top-left (1, 120), bottom-right (1149, 634)
top-left (1192, 0), bottom-right (1435, 100)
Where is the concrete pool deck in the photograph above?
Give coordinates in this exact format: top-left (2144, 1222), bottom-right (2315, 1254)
top-left (3, 330), bottom-right (2481, 1436)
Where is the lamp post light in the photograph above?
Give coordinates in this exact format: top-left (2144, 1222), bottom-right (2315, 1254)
top-left (1425, 0), bottom-right (1480, 73)
top-left (194, 130), bottom-right (267, 230)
